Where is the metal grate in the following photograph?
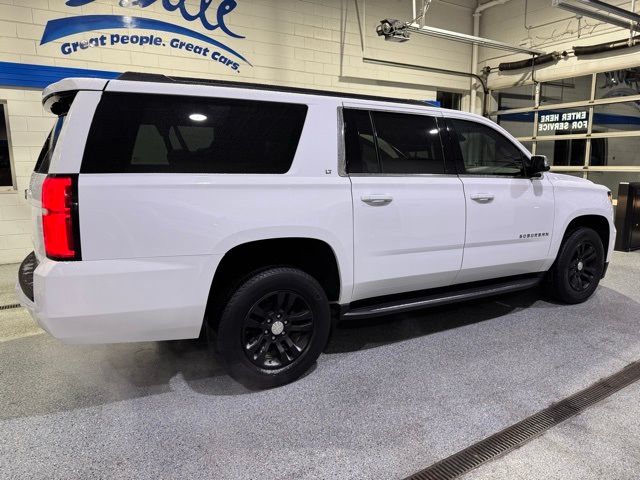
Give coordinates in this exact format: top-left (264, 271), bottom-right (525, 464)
top-left (0, 303), bottom-right (22, 311)
top-left (406, 360), bottom-right (640, 480)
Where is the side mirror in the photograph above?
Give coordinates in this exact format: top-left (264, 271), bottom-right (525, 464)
top-left (525, 155), bottom-right (550, 177)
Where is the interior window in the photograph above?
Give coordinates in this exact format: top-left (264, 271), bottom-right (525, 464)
top-left (371, 111), bottom-right (445, 174)
top-left (176, 126), bottom-right (215, 152)
top-left (132, 125), bottom-right (168, 165)
top-left (343, 109), bottom-right (379, 174)
top-left (450, 119), bottom-right (525, 176)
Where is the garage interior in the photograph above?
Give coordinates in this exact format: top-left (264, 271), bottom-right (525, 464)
top-left (1, 0), bottom-right (640, 479)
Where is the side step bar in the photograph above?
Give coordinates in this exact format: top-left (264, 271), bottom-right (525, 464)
top-left (342, 276), bottom-right (543, 320)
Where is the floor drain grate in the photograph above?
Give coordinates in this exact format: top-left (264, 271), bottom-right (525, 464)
top-left (0, 303), bottom-right (22, 311)
top-left (405, 360), bottom-right (640, 480)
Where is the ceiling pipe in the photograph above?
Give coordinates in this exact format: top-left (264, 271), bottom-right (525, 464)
top-left (363, 56), bottom-right (490, 116)
top-left (470, 0), bottom-right (513, 113)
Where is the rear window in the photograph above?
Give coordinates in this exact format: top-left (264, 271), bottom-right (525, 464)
top-left (81, 93), bottom-right (308, 174)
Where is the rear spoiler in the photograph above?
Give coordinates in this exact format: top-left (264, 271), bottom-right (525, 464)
top-left (42, 78), bottom-right (108, 113)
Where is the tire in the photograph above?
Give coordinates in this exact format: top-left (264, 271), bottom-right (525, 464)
top-left (216, 267), bottom-right (331, 389)
top-left (546, 227), bottom-right (605, 304)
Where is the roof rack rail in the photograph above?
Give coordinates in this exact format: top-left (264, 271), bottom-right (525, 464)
top-left (115, 71), bottom-right (431, 107)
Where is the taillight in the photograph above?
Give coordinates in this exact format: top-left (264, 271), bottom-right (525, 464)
top-left (42, 175), bottom-right (80, 261)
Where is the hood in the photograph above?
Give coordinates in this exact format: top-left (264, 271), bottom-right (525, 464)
top-left (545, 172), bottom-right (610, 192)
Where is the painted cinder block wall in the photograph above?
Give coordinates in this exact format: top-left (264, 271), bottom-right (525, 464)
top-left (0, 0), bottom-right (476, 265)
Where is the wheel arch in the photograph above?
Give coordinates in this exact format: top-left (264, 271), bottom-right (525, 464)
top-left (205, 237), bottom-right (343, 329)
top-left (561, 214), bottom-right (611, 255)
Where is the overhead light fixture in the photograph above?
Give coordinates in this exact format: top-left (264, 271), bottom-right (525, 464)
top-left (552, 0), bottom-right (640, 30)
top-left (189, 113), bottom-right (207, 122)
top-left (376, 18), bottom-right (543, 55)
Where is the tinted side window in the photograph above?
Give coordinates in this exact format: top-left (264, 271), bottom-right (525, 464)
top-left (371, 112), bottom-right (445, 174)
top-left (82, 93), bottom-right (308, 174)
top-left (343, 109), bottom-right (379, 174)
top-left (0, 104), bottom-right (12, 186)
top-left (34, 116), bottom-right (65, 174)
top-left (450, 119), bottom-right (525, 176)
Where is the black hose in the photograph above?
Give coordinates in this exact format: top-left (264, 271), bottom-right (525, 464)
top-left (573, 36), bottom-right (640, 56)
top-left (498, 52), bottom-right (561, 71)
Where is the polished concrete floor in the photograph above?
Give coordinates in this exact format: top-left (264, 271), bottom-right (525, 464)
top-left (0, 252), bottom-right (639, 480)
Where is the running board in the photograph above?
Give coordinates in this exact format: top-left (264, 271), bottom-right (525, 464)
top-left (342, 276), bottom-right (543, 320)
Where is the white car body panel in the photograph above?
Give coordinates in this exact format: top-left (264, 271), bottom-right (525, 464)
top-left (542, 172), bottom-right (616, 268)
top-left (350, 175), bottom-right (466, 301)
top-left (455, 175), bottom-right (555, 283)
top-left (42, 78), bottom-right (107, 100)
top-left (48, 91), bottom-right (102, 174)
top-left (18, 77), bottom-right (616, 344)
top-left (22, 255), bottom-right (221, 343)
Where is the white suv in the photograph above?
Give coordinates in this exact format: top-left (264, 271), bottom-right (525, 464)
top-left (17, 73), bottom-right (616, 388)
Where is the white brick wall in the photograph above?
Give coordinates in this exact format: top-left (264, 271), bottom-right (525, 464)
top-left (0, 0), bottom-right (475, 264)
top-left (0, 88), bottom-right (54, 264)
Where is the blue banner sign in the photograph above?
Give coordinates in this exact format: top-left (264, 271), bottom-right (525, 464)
top-left (41, 0), bottom-right (251, 72)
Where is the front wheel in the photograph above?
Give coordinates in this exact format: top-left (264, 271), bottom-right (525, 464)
top-left (546, 227), bottom-right (605, 304)
top-left (216, 267), bottom-right (331, 389)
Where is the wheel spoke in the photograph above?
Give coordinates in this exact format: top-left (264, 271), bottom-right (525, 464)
top-left (571, 275), bottom-right (580, 290)
top-left (284, 337), bottom-right (302, 359)
top-left (289, 321), bottom-right (313, 332)
top-left (572, 273), bottom-right (583, 290)
top-left (246, 334), bottom-right (265, 354)
top-left (255, 339), bottom-right (272, 363)
top-left (274, 340), bottom-right (289, 363)
top-left (284, 293), bottom-right (297, 314)
top-left (288, 310), bottom-right (312, 323)
top-left (244, 317), bottom-right (263, 329)
top-left (251, 305), bottom-right (267, 319)
top-left (276, 292), bottom-right (295, 312)
top-left (581, 270), bottom-right (594, 282)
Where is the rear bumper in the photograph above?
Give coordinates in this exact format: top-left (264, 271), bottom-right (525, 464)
top-left (16, 253), bottom-right (221, 344)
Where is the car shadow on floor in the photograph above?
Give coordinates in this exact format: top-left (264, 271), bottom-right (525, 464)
top-left (326, 288), bottom-right (542, 354)
top-left (0, 287), bottom-right (543, 420)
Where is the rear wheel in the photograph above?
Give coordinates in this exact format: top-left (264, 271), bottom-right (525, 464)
top-left (547, 227), bottom-right (605, 304)
top-left (216, 267), bottom-right (330, 389)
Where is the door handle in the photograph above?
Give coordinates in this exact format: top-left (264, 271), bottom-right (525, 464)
top-left (470, 193), bottom-right (494, 202)
top-left (361, 194), bottom-right (393, 206)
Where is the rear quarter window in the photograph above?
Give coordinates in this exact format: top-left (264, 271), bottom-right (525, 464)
top-left (34, 116), bottom-right (65, 174)
top-left (82, 93), bottom-right (308, 174)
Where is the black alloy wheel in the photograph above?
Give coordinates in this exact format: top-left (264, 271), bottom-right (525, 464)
top-left (216, 267), bottom-right (331, 388)
top-left (546, 226), bottom-right (604, 304)
top-left (243, 291), bottom-right (314, 369)
top-left (567, 240), bottom-right (599, 292)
